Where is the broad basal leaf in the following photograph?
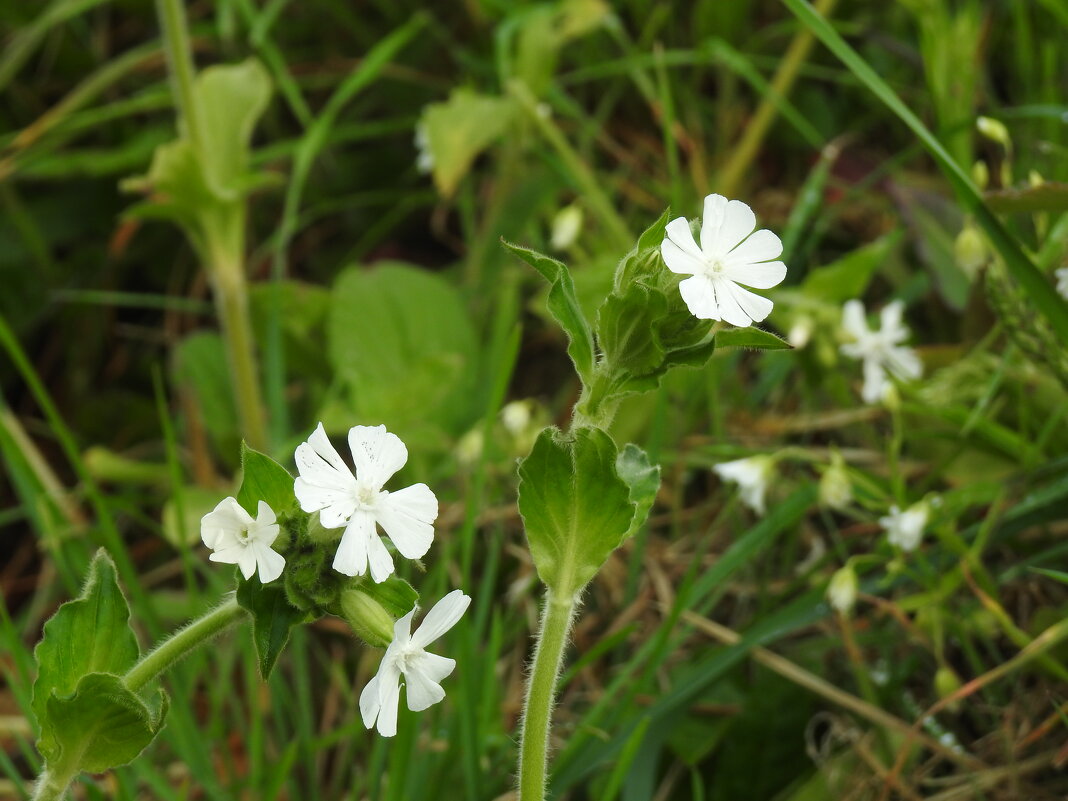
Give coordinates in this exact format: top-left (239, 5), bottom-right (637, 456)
top-left (616, 443), bottom-right (661, 538)
top-left (517, 427), bottom-right (635, 597)
top-left (421, 89), bottom-right (517, 196)
top-left (40, 673), bottom-right (167, 772)
top-left (33, 551), bottom-right (140, 735)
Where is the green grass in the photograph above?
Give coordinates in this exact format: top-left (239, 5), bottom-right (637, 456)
top-left (2, 1), bottom-right (1068, 799)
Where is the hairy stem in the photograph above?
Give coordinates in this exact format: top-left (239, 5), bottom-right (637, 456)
top-left (30, 765), bottom-right (77, 801)
top-left (125, 596), bottom-right (247, 693)
top-left (517, 590), bottom-right (576, 801)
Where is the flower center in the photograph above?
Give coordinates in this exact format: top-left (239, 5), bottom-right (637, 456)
top-left (354, 483), bottom-right (378, 507)
top-left (395, 645), bottom-right (420, 674)
top-left (704, 256), bottom-right (726, 276)
top-left (235, 526), bottom-right (253, 545)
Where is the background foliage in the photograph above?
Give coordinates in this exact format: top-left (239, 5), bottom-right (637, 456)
top-left (1, 0), bottom-right (1067, 799)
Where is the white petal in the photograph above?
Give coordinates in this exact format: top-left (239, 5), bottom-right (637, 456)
top-left (879, 300), bottom-right (906, 337)
top-left (415, 652), bottom-right (457, 684)
top-left (392, 607), bottom-right (416, 647)
top-left (701, 195), bottom-right (755, 256)
top-left (886, 346), bottom-right (922, 381)
top-left (208, 544), bottom-right (246, 566)
top-left (709, 279), bottom-right (755, 327)
top-left (253, 543), bottom-right (286, 583)
top-left (332, 511), bottom-right (376, 576)
top-left (366, 533), bottom-right (395, 584)
top-left (348, 425), bottom-right (408, 490)
top-left (375, 671), bottom-right (402, 737)
top-left (720, 280), bottom-right (774, 325)
top-left (201, 497), bottom-right (252, 549)
top-left (254, 500), bottom-right (277, 527)
top-left (294, 424), bottom-right (358, 525)
top-left (403, 666), bottom-right (446, 712)
top-left (861, 358), bottom-right (888, 404)
top-left (841, 300), bottom-right (869, 341)
top-left (236, 547), bottom-right (258, 580)
top-left (726, 228), bottom-right (783, 265)
top-left (661, 217), bottom-right (705, 275)
top-left (252, 521), bottom-right (280, 547)
top-left (724, 258), bottom-right (786, 290)
top-left (359, 671), bottom-right (382, 730)
top-left (375, 484), bottom-right (437, 560)
top-left (677, 275), bottom-right (722, 320)
top-left (410, 590), bottom-right (471, 650)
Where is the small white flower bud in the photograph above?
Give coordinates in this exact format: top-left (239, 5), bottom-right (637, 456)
top-left (827, 564), bottom-right (858, 614)
top-left (819, 455), bottom-right (852, 510)
top-left (550, 204), bottom-right (583, 251)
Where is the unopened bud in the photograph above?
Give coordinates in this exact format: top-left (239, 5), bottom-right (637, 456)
top-left (971, 160), bottom-right (989, 189)
top-left (550, 204), bottom-right (583, 251)
top-left (954, 223), bottom-right (986, 278)
top-left (934, 666), bottom-right (963, 712)
top-left (339, 589), bottom-right (396, 648)
top-left (819, 454), bottom-right (852, 510)
top-left (826, 564), bottom-right (858, 614)
top-left (977, 116), bottom-right (1012, 152)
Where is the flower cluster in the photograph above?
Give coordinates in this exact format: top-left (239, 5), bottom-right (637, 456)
top-left (199, 422), bottom-right (468, 737)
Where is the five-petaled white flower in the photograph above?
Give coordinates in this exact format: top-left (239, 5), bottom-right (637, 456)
top-left (840, 299), bottom-right (922, 404)
top-left (879, 503), bottom-right (928, 552)
top-left (1056, 266), bottom-right (1068, 300)
top-left (201, 497), bottom-right (285, 583)
top-left (713, 456), bottom-right (775, 515)
top-left (660, 194), bottom-right (787, 327)
top-left (294, 423), bottom-right (438, 582)
top-left (360, 589), bottom-right (471, 737)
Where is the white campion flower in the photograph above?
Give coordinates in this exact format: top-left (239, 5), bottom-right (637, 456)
top-left (1056, 266), bottom-right (1068, 300)
top-left (200, 497), bottom-right (285, 583)
top-left (660, 194), bottom-right (787, 327)
top-left (293, 423), bottom-right (438, 582)
top-left (840, 299), bottom-right (922, 404)
top-left (713, 456), bottom-right (775, 515)
top-left (360, 589), bottom-right (471, 737)
top-left (879, 503), bottom-right (928, 552)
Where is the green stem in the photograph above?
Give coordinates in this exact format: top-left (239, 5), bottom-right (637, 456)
top-left (154, 0), bottom-right (206, 153)
top-left (125, 596), bottom-right (247, 693)
top-left (517, 590), bottom-right (576, 801)
top-left (209, 240), bottom-right (269, 452)
top-left (30, 765), bottom-right (77, 801)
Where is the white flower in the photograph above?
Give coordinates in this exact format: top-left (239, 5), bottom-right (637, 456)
top-left (414, 123), bottom-right (434, 174)
top-left (879, 503), bottom-right (928, 551)
top-left (826, 564), bottom-right (858, 614)
top-left (360, 589), bottom-right (471, 737)
top-left (840, 299), bottom-right (922, 404)
top-left (660, 194), bottom-right (787, 327)
top-left (1056, 267), bottom-right (1068, 300)
top-left (200, 497), bottom-right (285, 583)
top-left (294, 423), bottom-right (438, 582)
top-left (713, 456), bottom-right (774, 515)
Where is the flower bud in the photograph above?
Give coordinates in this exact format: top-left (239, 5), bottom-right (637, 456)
top-left (934, 666), bottom-right (963, 712)
top-left (339, 588), bottom-right (396, 649)
top-left (977, 116), bottom-right (1011, 152)
top-left (826, 564), bottom-right (858, 615)
top-left (550, 204), bottom-right (583, 251)
top-left (819, 453), bottom-right (852, 510)
top-left (971, 160), bottom-right (989, 189)
top-left (954, 223), bottom-right (986, 278)
top-left (788, 316), bottom-right (814, 349)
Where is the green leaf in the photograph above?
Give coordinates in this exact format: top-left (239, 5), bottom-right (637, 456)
top-left (596, 284), bottom-right (668, 376)
top-left (614, 209), bottom-right (671, 291)
top-left (984, 182), bottom-right (1068, 215)
top-left (616, 444), bottom-right (661, 537)
top-left (503, 240), bottom-right (596, 383)
top-left (41, 673), bottom-right (167, 773)
top-left (33, 551), bottom-right (140, 736)
top-left (801, 232), bottom-right (900, 304)
top-left (195, 59), bottom-right (272, 200)
top-left (1031, 567), bottom-right (1068, 586)
top-left (783, 0), bottom-right (1068, 344)
top-left (421, 88), bottom-right (517, 196)
top-left (237, 442), bottom-right (296, 517)
top-left (355, 574), bottom-right (418, 619)
top-left (714, 327), bottom-right (792, 351)
top-left (236, 577), bottom-right (310, 680)
top-left (328, 262), bottom-right (478, 439)
top-left (517, 427), bottom-right (635, 597)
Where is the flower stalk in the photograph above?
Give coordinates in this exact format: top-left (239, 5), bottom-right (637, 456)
top-left (517, 590), bottom-right (576, 801)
